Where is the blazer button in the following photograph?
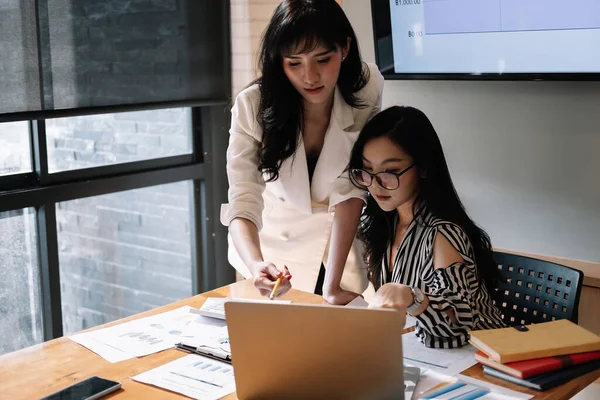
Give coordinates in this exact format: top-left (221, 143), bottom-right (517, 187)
top-left (279, 232), bottom-right (289, 241)
top-left (278, 197), bottom-right (285, 202)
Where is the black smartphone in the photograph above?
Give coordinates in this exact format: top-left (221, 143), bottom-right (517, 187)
top-left (40, 376), bottom-right (121, 400)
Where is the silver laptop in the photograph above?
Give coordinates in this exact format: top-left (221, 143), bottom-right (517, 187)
top-left (224, 301), bottom-right (405, 400)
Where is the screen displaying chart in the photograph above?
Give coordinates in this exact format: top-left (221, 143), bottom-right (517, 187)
top-left (423, 0), bottom-right (600, 35)
top-left (377, 0), bottom-right (600, 75)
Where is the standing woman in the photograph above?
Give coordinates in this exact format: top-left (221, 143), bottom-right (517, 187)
top-left (220, 0), bottom-right (384, 304)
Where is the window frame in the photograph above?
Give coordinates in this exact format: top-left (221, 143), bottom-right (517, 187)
top-left (0, 0), bottom-right (232, 346)
top-left (0, 104), bottom-right (232, 342)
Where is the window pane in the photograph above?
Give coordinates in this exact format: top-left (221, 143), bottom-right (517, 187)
top-left (0, 209), bottom-right (43, 356)
top-left (0, 121), bottom-right (32, 176)
top-left (57, 181), bottom-right (193, 335)
top-left (46, 108), bottom-right (192, 173)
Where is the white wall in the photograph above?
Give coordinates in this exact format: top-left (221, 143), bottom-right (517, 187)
top-left (344, 0), bottom-right (600, 264)
top-left (231, 0), bottom-right (281, 98)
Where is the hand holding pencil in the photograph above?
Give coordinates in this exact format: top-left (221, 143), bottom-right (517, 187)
top-left (251, 261), bottom-right (292, 299)
top-left (269, 265), bottom-right (291, 300)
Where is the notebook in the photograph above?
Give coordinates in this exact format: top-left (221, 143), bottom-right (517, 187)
top-left (483, 359), bottom-right (600, 391)
top-left (475, 350), bottom-right (600, 379)
top-left (469, 319), bottom-right (600, 363)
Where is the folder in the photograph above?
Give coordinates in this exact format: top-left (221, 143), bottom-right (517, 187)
top-left (469, 319), bottom-right (600, 363)
top-left (483, 359), bottom-right (600, 391)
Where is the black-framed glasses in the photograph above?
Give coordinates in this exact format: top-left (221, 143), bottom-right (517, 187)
top-left (350, 163), bottom-right (416, 190)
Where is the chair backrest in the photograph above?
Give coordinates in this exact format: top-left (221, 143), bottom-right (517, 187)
top-left (491, 252), bottom-right (584, 326)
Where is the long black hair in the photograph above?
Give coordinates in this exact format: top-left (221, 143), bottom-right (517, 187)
top-left (349, 106), bottom-right (498, 292)
top-left (257, 0), bottom-right (369, 181)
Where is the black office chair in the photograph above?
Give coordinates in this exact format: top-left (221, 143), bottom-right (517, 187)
top-left (490, 252), bottom-right (584, 326)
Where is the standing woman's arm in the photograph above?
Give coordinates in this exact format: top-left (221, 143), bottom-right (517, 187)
top-left (323, 197), bottom-right (365, 304)
top-left (322, 64), bottom-right (385, 304)
top-left (224, 90), bottom-right (291, 297)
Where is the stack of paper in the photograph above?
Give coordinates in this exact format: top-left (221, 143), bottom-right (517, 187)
top-left (191, 297), bottom-right (291, 320)
top-left (70, 306), bottom-right (213, 362)
top-left (402, 331), bottom-right (478, 376)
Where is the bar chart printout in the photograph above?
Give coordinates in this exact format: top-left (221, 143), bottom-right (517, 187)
top-left (133, 354), bottom-right (236, 400)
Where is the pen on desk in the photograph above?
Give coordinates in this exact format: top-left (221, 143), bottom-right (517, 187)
top-left (269, 266), bottom-right (286, 300)
top-left (175, 343), bottom-right (232, 363)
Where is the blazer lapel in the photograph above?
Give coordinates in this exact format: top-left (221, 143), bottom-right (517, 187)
top-left (311, 87), bottom-right (358, 203)
top-left (278, 136), bottom-right (312, 215)
top-left (277, 87), bottom-right (357, 213)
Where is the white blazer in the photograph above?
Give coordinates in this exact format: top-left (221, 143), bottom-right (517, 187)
top-left (221, 63), bottom-right (384, 294)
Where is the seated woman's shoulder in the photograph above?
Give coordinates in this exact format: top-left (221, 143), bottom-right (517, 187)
top-left (429, 217), bottom-right (466, 235)
top-left (429, 219), bottom-right (473, 264)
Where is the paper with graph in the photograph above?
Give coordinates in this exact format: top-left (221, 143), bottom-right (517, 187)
top-left (402, 331), bottom-right (477, 376)
top-left (180, 314), bottom-right (231, 355)
top-left (69, 334), bottom-right (135, 363)
top-left (133, 354), bottom-right (236, 400)
top-left (70, 306), bottom-right (205, 360)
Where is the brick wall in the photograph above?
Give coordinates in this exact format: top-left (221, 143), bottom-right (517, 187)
top-left (46, 108), bottom-right (193, 335)
top-left (50, 0), bottom-right (189, 109)
top-left (57, 182), bottom-right (192, 334)
top-left (45, 108), bottom-right (191, 171)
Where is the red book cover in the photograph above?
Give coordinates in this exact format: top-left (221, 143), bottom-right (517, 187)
top-left (475, 350), bottom-right (600, 379)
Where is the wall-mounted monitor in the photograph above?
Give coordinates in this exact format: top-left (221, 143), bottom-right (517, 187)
top-left (371, 0), bottom-right (600, 80)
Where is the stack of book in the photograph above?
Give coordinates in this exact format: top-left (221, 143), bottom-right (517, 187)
top-left (469, 319), bottom-right (600, 391)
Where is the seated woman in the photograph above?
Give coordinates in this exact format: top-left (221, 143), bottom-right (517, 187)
top-left (348, 106), bottom-right (506, 348)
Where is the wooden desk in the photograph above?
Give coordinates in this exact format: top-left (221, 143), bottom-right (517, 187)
top-left (1, 280), bottom-right (599, 400)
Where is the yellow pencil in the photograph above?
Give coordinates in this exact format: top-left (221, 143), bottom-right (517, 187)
top-left (269, 270), bottom-right (284, 300)
top-left (269, 276), bottom-right (282, 300)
